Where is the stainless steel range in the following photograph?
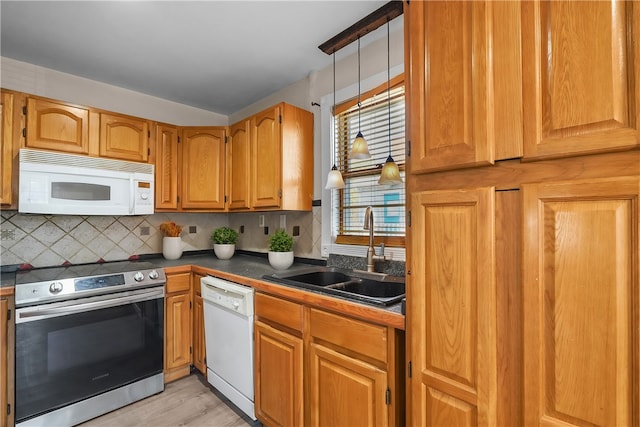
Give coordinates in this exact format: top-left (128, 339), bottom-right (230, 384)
top-left (14, 261), bottom-right (166, 427)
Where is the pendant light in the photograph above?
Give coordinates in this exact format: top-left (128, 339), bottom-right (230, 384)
top-left (378, 20), bottom-right (403, 186)
top-left (326, 50), bottom-right (345, 190)
top-left (348, 36), bottom-right (371, 159)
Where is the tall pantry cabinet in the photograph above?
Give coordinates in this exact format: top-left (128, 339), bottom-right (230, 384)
top-left (404, 1), bottom-right (640, 426)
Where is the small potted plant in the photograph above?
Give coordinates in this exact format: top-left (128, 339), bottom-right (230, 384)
top-left (159, 221), bottom-right (184, 260)
top-left (211, 226), bottom-right (238, 260)
top-left (268, 229), bottom-right (294, 270)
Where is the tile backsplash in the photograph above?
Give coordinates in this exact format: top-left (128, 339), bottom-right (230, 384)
top-left (0, 207), bottom-right (323, 268)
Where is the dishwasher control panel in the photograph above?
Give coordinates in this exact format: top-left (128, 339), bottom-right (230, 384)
top-left (201, 276), bottom-right (254, 316)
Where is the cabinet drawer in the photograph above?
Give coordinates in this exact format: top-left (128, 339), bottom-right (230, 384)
top-left (166, 273), bottom-right (191, 293)
top-left (255, 293), bottom-right (303, 332)
top-left (309, 308), bottom-right (387, 364)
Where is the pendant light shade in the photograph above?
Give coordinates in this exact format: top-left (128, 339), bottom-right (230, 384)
top-left (348, 37), bottom-right (371, 160)
top-left (326, 51), bottom-right (346, 190)
top-left (378, 19), bottom-right (403, 186)
top-left (326, 164), bottom-right (345, 189)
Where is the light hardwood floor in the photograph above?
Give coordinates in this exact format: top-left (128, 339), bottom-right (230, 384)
top-left (81, 374), bottom-right (255, 427)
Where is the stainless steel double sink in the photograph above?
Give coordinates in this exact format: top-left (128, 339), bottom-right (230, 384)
top-left (263, 267), bottom-right (405, 307)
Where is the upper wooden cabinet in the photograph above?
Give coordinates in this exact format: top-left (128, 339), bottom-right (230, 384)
top-left (1, 90), bottom-right (20, 208)
top-left (405, 1), bottom-right (520, 173)
top-left (522, 176), bottom-right (640, 427)
top-left (24, 95), bottom-right (152, 162)
top-left (25, 97), bottom-right (90, 154)
top-left (249, 103), bottom-right (313, 211)
top-left (521, 1), bottom-right (640, 160)
top-left (227, 119), bottom-right (251, 211)
top-left (99, 112), bottom-right (149, 162)
top-left (155, 123), bottom-right (180, 210)
top-left (180, 127), bottom-right (226, 210)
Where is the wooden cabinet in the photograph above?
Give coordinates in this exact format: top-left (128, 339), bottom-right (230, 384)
top-left (25, 96), bottom-right (90, 154)
top-left (406, 1), bottom-right (523, 173)
top-left (227, 103), bottom-right (313, 212)
top-left (24, 95), bottom-right (153, 162)
top-left (409, 187), bottom-right (507, 427)
top-left (180, 127), bottom-right (226, 211)
top-left (308, 308), bottom-right (392, 427)
top-left (522, 176), bottom-right (640, 427)
top-left (254, 292), bottom-right (402, 427)
top-left (0, 295), bottom-right (15, 427)
top-left (1, 90), bottom-right (20, 208)
top-left (227, 119), bottom-right (251, 211)
top-left (155, 123), bottom-right (180, 210)
top-left (192, 273), bottom-right (206, 375)
top-left (164, 271), bottom-right (192, 383)
top-left (254, 293), bottom-right (304, 427)
top-left (521, 1), bottom-right (640, 160)
top-left (99, 112), bottom-right (149, 162)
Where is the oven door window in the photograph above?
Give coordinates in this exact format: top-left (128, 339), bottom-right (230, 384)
top-left (15, 297), bottom-right (164, 423)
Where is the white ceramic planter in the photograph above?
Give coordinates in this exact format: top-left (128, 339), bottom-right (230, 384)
top-left (268, 251), bottom-right (294, 270)
top-left (163, 236), bottom-right (184, 260)
top-left (213, 244), bottom-right (235, 260)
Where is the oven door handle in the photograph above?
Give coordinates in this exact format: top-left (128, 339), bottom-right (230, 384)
top-left (16, 287), bottom-right (164, 323)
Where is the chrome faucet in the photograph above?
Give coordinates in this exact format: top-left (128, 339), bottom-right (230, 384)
top-left (363, 206), bottom-right (386, 272)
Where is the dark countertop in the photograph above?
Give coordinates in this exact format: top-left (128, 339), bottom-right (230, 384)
top-left (1, 250), bottom-right (404, 321)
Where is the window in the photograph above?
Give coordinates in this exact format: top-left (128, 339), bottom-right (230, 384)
top-left (332, 75), bottom-right (405, 247)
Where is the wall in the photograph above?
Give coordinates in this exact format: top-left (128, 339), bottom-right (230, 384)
top-left (0, 18), bottom-right (403, 268)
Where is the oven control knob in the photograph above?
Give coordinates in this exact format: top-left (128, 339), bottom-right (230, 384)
top-left (133, 272), bottom-right (145, 282)
top-left (148, 270), bottom-right (159, 280)
top-left (49, 282), bottom-right (63, 294)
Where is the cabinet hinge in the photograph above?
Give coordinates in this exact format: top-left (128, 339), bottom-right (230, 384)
top-left (407, 211), bottom-right (411, 227)
top-left (177, 196), bottom-right (180, 203)
top-left (147, 147), bottom-right (150, 156)
top-left (224, 195), bottom-right (228, 203)
top-left (6, 403), bottom-right (10, 415)
top-left (7, 308), bottom-right (11, 321)
top-left (406, 140), bottom-right (411, 157)
top-left (204, 356), bottom-right (207, 365)
top-left (190, 346), bottom-right (192, 354)
top-left (22, 128), bottom-right (26, 138)
top-left (278, 189), bottom-right (282, 198)
top-left (408, 361), bottom-right (412, 378)
top-left (385, 388), bottom-right (391, 405)
top-left (148, 130), bottom-right (151, 138)
top-left (22, 105), bottom-right (27, 115)
top-left (190, 301), bottom-right (192, 309)
top-left (177, 136), bottom-right (181, 143)
top-left (225, 135), bottom-right (228, 143)
top-left (279, 115), bottom-right (282, 124)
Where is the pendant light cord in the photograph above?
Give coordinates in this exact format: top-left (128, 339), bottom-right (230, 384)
top-left (357, 36), bottom-right (362, 129)
top-left (387, 20), bottom-right (392, 155)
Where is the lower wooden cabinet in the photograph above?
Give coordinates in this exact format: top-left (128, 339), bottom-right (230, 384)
top-left (255, 320), bottom-right (304, 427)
top-left (0, 295), bottom-right (15, 427)
top-left (254, 292), bottom-right (403, 427)
top-left (192, 273), bottom-right (206, 375)
top-left (164, 271), bottom-right (192, 383)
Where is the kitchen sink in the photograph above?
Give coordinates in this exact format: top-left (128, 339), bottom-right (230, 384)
top-left (263, 267), bottom-right (405, 307)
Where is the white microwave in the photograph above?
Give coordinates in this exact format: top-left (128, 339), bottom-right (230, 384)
top-left (19, 149), bottom-right (154, 216)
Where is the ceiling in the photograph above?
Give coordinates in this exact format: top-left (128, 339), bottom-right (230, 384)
top-left (1, 1), bottom-right (394, 116)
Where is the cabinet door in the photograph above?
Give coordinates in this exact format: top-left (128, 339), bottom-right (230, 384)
top-left (522, 1), bottom-right (640, 160)
top-left (181, 127), bottom-right (226, 210)
top-left (164, 292), bottom-right (191, 381)
top-left (407, 1), bottom-right (493, 173)
top-left (522, 176), bottom-right (639, 427)
top-left (254, 320), bottom-right (304, 427)
top-left (409, 187), bottom-right (497, 427)
top-left (251, 106), bottom-right (281, 209)
top-left (309, 343), bottom-right (388, 427)
top-left (192, 273), bottom-right (206, 375)
top-left (26, 97), bottom-right (89, 154)
top-left (99, 112), bottom-right (149, 162)
top-left (228, 120), bottom-right (251, 211)
top-left (1, 91), bottom-right (15, 206)
top-left (155, 124), bottom-right (180, 210)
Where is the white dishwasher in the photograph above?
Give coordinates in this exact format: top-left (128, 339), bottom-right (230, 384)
top-left (201, 276), bottom-right (256, 420)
